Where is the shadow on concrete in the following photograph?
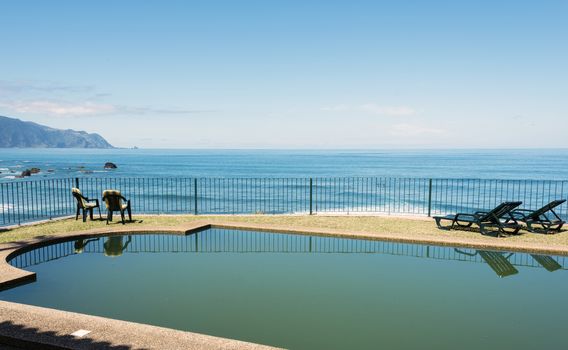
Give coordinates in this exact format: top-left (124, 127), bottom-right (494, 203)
top-left (0, 320), bottom-right (132, 349)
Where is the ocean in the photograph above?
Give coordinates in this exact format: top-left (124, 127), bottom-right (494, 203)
top-left (1, 148), bottom-right (568, 181)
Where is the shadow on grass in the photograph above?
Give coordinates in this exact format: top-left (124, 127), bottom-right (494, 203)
top-left (0, 320), bottom-right (131, 349)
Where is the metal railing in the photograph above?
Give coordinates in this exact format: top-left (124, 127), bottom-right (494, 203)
top-left (1, 177), bottom-right (567, 226)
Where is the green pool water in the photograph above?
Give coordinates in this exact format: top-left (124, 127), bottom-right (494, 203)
top-left (1, 229), bottom-right (567, 349)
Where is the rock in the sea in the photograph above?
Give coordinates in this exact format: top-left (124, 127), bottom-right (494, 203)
top-left (104, 162), bottom-right (118, 169)
top-left (21, 169), bottom-right (32, 177)
top-left (30, 168), bottom-right (41, 174)
top-left (47, 169), bottom-right (55, 173)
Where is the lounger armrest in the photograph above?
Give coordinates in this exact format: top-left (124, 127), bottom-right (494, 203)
top-left (550, 209), bottom-right (563, 221)
top-left (511, 209), bottom-right (530, 220)
top-left (455, 213), bottom-right (479, 220)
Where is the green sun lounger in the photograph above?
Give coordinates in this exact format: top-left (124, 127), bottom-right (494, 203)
top-left (434, 201), bottom-right (523, 236)
top-left (512, 199), bottom-right (566, 234)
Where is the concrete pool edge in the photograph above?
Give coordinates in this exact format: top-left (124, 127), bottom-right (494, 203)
top-left (0, 300), bottom-right (279, 350)
top-left (2, 220), bottom-right (568, 349)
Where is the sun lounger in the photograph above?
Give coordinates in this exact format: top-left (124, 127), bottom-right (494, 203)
top-left (434, 201), bottom-right (522, 236)
top-left (512, 199), bottom-right (566, 234)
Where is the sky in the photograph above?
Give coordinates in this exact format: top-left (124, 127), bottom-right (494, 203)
top-left (0, 0), bottom-right (567, 149)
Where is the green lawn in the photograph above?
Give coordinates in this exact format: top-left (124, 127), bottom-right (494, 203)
top-left (2, 214), bottom-right (568, 250)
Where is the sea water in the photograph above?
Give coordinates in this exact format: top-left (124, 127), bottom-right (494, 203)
top-left (1, 148), bottom-right (568, 180)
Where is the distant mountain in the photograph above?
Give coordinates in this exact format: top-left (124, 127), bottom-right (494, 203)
top-left (0, 116), bottom-right (114, 148)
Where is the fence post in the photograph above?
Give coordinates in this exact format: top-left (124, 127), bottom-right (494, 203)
top-left (309, 178), bottom-right (313, 215)
top-left (427, 178), bottom-right (433, 217)
top-left (75, 177), bottom-right (80, 189)
top-left (194, 178), bottom-right (198, 215)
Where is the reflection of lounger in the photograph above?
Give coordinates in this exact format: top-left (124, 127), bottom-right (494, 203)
top-left (477, 251), bottom-right (518, 278)
top-left (531, 255), bottom-right (562, 272)
top-left (455, 248), bottom-right (518, 278)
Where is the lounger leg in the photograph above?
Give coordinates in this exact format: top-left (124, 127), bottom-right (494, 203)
top-left (98, 206), bottom-right (102, 219)
top-left (120, 210), bottom-right (125, 225)
top-left (89, 209), bottom-right (94, 220)
top-left (127, 206), bottom-right (132, 221)
top-left (434, 217), bottom-right (443, 228)
top-left (526, 222), bottom-right (535, 233)
top-left (82, 209), bottom-right (87, 223)
top-left (76, 206), bottom-right (80, 220)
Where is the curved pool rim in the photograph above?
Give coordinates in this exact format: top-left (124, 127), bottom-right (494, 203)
top-left (2, 219), bottom-right (568, 293)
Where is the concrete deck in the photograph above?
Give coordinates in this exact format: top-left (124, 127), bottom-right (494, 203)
top-left (2, 220), bottom-right (568, 349)
top-left (0, 301), bottom-right (278, 350)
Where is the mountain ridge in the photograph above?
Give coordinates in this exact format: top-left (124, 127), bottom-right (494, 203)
top-left (0, 115), bottom-right (114, 148)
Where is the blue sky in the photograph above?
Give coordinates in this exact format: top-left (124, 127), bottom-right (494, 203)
top-left (0, 0), bottom-right (566, 148)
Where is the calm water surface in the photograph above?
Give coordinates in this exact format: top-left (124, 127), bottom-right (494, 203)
top-left (1, 229), bottom-right (567, 349)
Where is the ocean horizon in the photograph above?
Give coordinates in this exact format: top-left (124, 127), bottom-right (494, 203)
top-left (1, 148), bottom-right (568, 181)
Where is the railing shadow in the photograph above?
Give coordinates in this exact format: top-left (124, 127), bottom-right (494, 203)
top-left (0, 320), bottom-right (131, 349)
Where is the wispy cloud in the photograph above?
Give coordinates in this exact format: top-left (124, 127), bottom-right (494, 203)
top-left (320, 104), bottom-right (350, 112)
top-left (389, 123), bottom-right (444, 136)
top-left (0, 100), bottom-right (115, 116)
top-left (0, 80), bottom-right (95, 95)
top-left (359, 103), bottom-right (416, 116)
top-left (0, 99), bottom-right (212, 117)
top-left (321, 103), bottom-right (416, 117)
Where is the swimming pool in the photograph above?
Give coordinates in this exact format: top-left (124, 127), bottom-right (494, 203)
top-left (2, 228), bottom-right (567, 349)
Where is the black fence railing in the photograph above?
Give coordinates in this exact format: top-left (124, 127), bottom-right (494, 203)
top-left (1, 177), bottom-right (567, 226)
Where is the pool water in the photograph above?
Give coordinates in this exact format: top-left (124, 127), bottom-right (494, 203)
top-left (1, 229), bottom-right (567, 349)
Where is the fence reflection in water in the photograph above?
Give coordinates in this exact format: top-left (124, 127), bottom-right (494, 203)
top-left (9, 229), bottom-right (567, 277)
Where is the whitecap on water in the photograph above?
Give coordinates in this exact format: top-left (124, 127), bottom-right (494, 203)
top-left (0, 203), bottom-right (13, 213)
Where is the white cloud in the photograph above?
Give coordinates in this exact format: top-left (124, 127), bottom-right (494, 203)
top-left (320, 104), bottom-right (350, 112)
top-left (0, 80), bottom-right (94, 95)
top-left (0, 100), bottom-right (116, 116)
top-left (389, 123), bottom-right (444, 136)
top-left (358, 103), bottom-right (416, 116)
top-left (321, 103), bottom-right (416, 117)
top-left (0, 99), bottom-right (211, 117)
